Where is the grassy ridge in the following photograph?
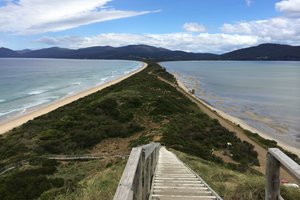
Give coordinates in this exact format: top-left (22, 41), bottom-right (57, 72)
top-left (1, 63), bottom-right (262, 199)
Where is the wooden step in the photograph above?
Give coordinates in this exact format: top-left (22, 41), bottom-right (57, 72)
top-left (152, 194), bottom-right (217, 200)
top-left (153, 189), bottom-right (212, 196)
top-left (154, 183), bottom-right (205, 187)
top-left (150, 147), bottom-right (221, 200)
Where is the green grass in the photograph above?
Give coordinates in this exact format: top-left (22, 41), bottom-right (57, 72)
top-left (129, 135), bottom-right (153, 147)
top-left (0, 159), bottom-right (63, 200)
top-left (41, 159), bottom-right (126, 200)
top-left (0, 62), bottom-right (261, 199)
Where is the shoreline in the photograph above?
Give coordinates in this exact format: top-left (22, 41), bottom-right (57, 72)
top-left (175, 76), bottom-right (300, 158)
top-left (0, 62), bottom-right (147, 135)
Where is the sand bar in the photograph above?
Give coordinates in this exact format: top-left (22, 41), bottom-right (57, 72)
top-left (0, 62), bottom-right (147, 135)
top-left (175, 76), bottom-right (300, 158)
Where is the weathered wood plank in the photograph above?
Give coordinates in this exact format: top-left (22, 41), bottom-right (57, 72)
top-left (142, 153), bottom-right (148, 200)
top-left (135, 157), bottom-right (143, 200)
top-left (265, 152), bottom-right (280, 200)
top-left (150, 147), bottom-right (222, 200)
top-left (268, 148), bottom-right (300, 183)
top-left (265, 148), bottom-right (300, 200)
top-left (114, 142), bottom-right (161, 200)
top-left (143, 142), bottom-right (160, 159)
top-left (113, 147), bottom-right (142, 200)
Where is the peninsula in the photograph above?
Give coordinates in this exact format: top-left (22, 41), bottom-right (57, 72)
top-left (0, 63), bottom-right (299, 200)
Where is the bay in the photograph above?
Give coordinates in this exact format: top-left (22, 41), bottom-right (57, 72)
top-left (161, 61), bottom-right (300, 149)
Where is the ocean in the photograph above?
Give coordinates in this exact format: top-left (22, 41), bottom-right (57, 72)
top-left (0, 58), bottom-right (143, 122)
top-left (161, 61), bottom-right (300, 149)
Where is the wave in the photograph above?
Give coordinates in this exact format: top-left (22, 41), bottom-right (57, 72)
top-left (67, 91), bottom-right (75, 96)
top-left (0, 108), bottom-right (24, 117)
top-left (124, 66), bottom-right (140, 75)
top-left (0, 99), bottom-right (50, 117)
top-left (101, 77), bottom-right (109, 81)
top-left (2, 83), bottom-right (81, 104)
top-left (27, 90), bottom-right (47, 95)
top-left (72, 82), bottom-right (81, 86)
top-left (123, 70), bottom-right (132, 75)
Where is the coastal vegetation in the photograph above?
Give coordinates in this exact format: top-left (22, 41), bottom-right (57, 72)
top-left (243, 129), bottom-right (300, 164)
top-left (0, 62), bottom-right (298, 199)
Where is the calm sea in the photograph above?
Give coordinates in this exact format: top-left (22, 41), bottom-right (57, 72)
top-left (0, 58), bottom-right (143, 122)
top-left (161, 61), bottom-right (300, 149)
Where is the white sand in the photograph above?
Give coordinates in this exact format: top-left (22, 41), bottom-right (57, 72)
top-left (0, 62), bottom-right (147, 135)
top-left (176, 78), bottom-right (300, 157)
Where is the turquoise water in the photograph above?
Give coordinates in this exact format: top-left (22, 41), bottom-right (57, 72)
top-left (161, 61), bottom-right (300, 149)
top-left (0, 58), bottom-right (143, 121)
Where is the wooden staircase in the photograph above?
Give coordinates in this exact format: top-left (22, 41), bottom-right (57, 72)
top-left (114, 143), bottom-right (222, 200)
top-left (114, 143), bottom-right (300, 200)
top-left (150, 147), bottom-right (221, 200)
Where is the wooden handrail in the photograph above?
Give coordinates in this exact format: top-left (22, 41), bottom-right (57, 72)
top-left (265, 148), bottom-right (300, 200)
top-left (113, 142), bottom-right (161, 200)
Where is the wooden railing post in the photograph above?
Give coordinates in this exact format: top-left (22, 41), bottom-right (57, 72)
top-left (265, 152), bottom-right (280, 200)
top-left (134, 156), bottom-right (143, 200)
top-left (142, 151), bottom-right (151, 200)
top-left (114, 143), bottom-right (161, 200)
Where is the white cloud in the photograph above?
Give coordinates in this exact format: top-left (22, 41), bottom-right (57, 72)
top-left (0, 0), bottom-right (154, 34)
top-left (221, 17), bottom-right (300, 44)
top-left (183, 22), bottom-right (206, 33)
top-left (276, 0), bottom-right (300, 17)
top-left (220, 1), bottom-right (300, 47)
top-left (32, 0), bottom-right (300, 54)
top-left (36, 33), bottom-right (260, 53)
top-left (9, 0), bottom-right (300, 53)
top-left (245, 0), bottom-right (252, 7)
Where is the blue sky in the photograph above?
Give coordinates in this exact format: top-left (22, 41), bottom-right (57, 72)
top-left (0, 0), bottom-right (299, 53)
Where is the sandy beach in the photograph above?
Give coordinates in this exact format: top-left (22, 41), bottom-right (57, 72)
top-left (175, 77), bottom-right (300, 158)
top-left (0, 62), bottom-right (147, 135)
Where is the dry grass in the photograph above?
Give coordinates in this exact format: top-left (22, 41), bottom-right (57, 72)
top-left (173, 149), bottom-right (300, 200)
top-left (53, 159), bottom-right (126, 200)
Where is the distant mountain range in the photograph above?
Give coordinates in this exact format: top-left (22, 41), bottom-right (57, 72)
top-left (221, 43), bottom-right (300, 60)
top-left (1, 43), bottom-right (300, 61)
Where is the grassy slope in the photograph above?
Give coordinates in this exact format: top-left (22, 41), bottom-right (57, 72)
top-left (49, 159), bottom-right (126, 200)
top-left (173, 149), bottom-right (300, 200)
top-left (0, 62), bottom-right (298, 199)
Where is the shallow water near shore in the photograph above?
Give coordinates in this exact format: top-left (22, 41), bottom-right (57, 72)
top-left (161, 61), bottom-right (300, 149)
top-left (0, 58), bottom-right (143, 122)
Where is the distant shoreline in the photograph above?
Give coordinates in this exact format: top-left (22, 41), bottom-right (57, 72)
top-left (174, 75), bottom-right (300, 158)
top-left (0, 62), bottom-right (147, 135)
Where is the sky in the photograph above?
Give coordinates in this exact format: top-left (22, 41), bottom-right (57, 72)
top-left (0, 0), bottom-right (299, 53)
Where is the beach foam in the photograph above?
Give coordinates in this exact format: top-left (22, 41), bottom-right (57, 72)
top-left (0, 99), bottom-right (51, 117)
top-left (27, 90), bottom-right (47, 95)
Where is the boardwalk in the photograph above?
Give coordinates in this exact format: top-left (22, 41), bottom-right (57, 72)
top-left (150, 147), bottom-right (221, 200)
top-left (114, 144), bottom-right (299, 200)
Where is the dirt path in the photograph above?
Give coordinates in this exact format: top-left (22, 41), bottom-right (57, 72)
top-left (157, 76), bottom-right (294, 182)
